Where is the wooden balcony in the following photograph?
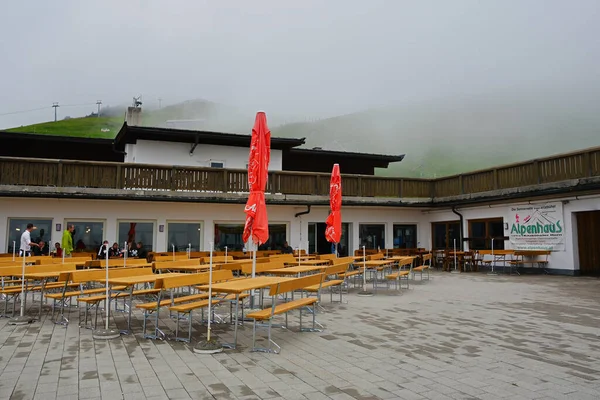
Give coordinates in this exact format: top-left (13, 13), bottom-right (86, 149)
top-left (0, 145), bottom-right (599, 203)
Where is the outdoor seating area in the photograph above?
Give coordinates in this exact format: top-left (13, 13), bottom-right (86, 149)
top-left (1, 261), bottom-right (599, 399)
top-left (432, 249), bottom-right (553, 275)
top-left (0, 249), bottom-right (439, 354)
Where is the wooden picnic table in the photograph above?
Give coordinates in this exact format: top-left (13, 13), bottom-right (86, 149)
top-left (265, 265), bottom-right (325, 276)
top-left (197, 276), bottom-right (294, 349)
top-left (102, 273), bottom-right (183, 333)
top-left (285, 259), bottom-right (330, 266)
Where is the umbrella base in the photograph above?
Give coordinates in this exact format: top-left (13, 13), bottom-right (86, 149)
top-left (8, 315), bottom-right (33, 326)
top-left (93, 328), bottom-right (121, 340)
top-left (194, 340), bottom-right (223, 354)
top-left (450, 270), bottom-right (461, 274)
top-left (487, 271), bottom-right (499, 276)
top-left (356, 291), bottom-right (374, 297)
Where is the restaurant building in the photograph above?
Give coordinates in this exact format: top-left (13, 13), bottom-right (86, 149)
top-left (1, 111), bottom-right (599, 275)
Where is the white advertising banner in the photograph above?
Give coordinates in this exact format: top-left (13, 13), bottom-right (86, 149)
top-left (508, 202), bottom-right (565, 251)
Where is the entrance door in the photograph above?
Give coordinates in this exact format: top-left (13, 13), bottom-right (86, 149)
top-left (576, 211), bottom-right (600, 275)
top-left (431, 221), bottom-right (461, 250)
top-left (308, 222), bottom-right (350, 256)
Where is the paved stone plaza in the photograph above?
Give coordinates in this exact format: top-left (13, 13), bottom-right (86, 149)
top-left (1, 273), bottom-right (599, 400)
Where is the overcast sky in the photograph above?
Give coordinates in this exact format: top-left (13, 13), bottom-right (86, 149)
top-left (1, 0), bottom-right (599, 129)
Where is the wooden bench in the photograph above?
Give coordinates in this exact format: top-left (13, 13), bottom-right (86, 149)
top-left (412, 254), bottom-right (432, 281)
top-left (85, 258), bottom-right (148, 268)
top-left (161, 270), bottom-right (247, 342)
top-left (246, 273), bottom-right (326, 353)
top-left (510, 250), bottom-right (551, 273)
top-left (385, 257), bottom-right (414, 290)
top-left (368, 253), bottom-right (385, 261)
top-left (152, 259), bottom-right (203, 272)
top-left (45, 267), bottom-right (153, 325)
top-left (304, 262), bottom-right (350, 303)
top-left (240, 261), bottom-right (287, 276)
top-left (0, 263), bottom-right (78, 316)
top-left (154, 255), bottom-right (190, 262)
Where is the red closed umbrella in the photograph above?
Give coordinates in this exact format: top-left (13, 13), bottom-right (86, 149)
top-left (325, 164), bottom-right (342, 249)
top-left (243, 112), bottom-right (271, 247)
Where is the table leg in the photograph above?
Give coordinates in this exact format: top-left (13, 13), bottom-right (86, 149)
top-left (223, 293), bottom-right (239, 350)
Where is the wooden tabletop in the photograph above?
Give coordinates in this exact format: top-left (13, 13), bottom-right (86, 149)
top-left (154, 265), bottom-right (210, 271)
top-left (361, 260), bottom-right (396, 267)
top-left (285, 259), bottom-right (329, 266)
top-left (387, 256), bottom-right (417, 261)
top-left (198, 276), bottom-right (293, 294)
top-left (106, 273), bottom-right (182, 286)
top-left (265, 265), bottom-right (325, 275)
top-left (24, 271), bottom-right (66, 279)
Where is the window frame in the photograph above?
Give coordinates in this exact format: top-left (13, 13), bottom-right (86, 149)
top-left (165, 220), bottom-right (204, 252)
top-left (358, 223), bottom-right (386, 250)
top-left (392, 223), bottom-right (418, 249)
top-left (6, 217), bottom-right (54, 253)
top-left (431, 220), bottom-right (461, 250)
top-left (213, 220), bottom-right (289, 251)
top-left (116, 219), bottom-right (156, 251)
top-left (467, 218), bottom-right (505, 250)
top-left (63, 218), bottom-right (106, 253)
top-left (209, 160), bottom-right (225, 168)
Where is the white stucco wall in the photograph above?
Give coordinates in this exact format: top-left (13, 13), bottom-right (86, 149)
top-left (124, 140), bottom-right (283, 171)
top-left (426, 195), bottom-right (600, 273)
top-left (0, 198), bottom-right (426, 256)
top-left (2, 194), bottom-right (598, 273)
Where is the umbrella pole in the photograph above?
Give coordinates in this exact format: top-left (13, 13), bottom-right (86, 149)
top-left (12, 241), bottom-right (15, 261)
top-left (357, 245), bottom-right (373, 297)
top-left (93, 244), bottom-right (119, 339)
top-left (172, 245), bottom-right (175, 261)
top-left (9, 249), bottom-right (33, 325)
top-left (188, 243), bottom-right (191, 259)
top-left (225, 246), bottom-right (227, 263)
top-left (451, 239), bottom-right (461, 274)
top-left (207, 243), bottom-right (214, 341)
top-left (250, 248), bottom-right (257, 309)
top-left (194, 243), bottom-right (222, 353)
top-left (488, 238), bottom-right (497, 276)
top-left (124, 241), bottom-right (127, 267)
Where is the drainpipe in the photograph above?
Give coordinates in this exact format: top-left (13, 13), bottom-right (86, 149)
top-left (451, 206), bottom-right (464, 251)
top-left (294, 206), bottom-right (311, 253)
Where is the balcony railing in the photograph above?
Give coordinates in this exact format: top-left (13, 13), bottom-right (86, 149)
top-left (0, 146), bottom-right (599, 199)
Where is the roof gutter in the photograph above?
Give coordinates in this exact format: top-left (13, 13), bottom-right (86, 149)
top-left (451, 206), bottom-right (464, 251)
top-left (294, 205), bottom-right (311, 218)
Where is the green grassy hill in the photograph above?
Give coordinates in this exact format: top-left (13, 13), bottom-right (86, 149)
top-left (4, 88), bottom-right (600, 178)
top-left (5, 116), bottom-right (123, 139)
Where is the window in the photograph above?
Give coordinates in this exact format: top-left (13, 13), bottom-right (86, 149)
top-left (359, 224), bottom-right (385, 250)
top-left (118, 221), bottom-right (154, 252)
top-left (7, 218), bottom-right (53, 254)
top-left (65, 220), bottom-right (105, 253)
top-left (210, 160), bottom-right (224, 168)
top-left (393, 224), bottom-right (417, 248)
top-left (308, 222), bottom-right (351, 256)
top-left (431, 221), bottom-right (460, 250)
top-left (167, 222), bottom-right (202, 252)
top-left (468, 218), bottom-right (505, 250)
top-left (214, 223), bottom-right (287, 251)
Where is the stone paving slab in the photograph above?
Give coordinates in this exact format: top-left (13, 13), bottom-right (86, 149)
top-left (1, 272), bottom-right (600, 399)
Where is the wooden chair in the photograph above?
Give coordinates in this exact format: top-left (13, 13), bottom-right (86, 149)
top-left (246, 273), bottom-right (326, 353)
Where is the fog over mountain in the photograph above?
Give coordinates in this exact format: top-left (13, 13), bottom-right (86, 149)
top-left (1, 1), bottom-right (599, 176)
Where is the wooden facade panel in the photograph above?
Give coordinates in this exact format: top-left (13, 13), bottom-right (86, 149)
top-left (497, 163), bottom-right (537, 188)
top-left (576, 211), bottom-right (600, 275)
top-left (434, 177), bottom-right (461, 197)
top-left (0, 160), bottom-right (58, 186)
top-left (362, 178), bottom-right (401, 197)
top-left (539, 154), bottom-right (585, 182)
top-left (463, 171), bottom-right (495, 193)
top-left (590, 150), bottom-right (600, 175)
top-left (402, 179), bottom-right (431, 198)
top-left (62, 164), bottom-right (116, 188)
